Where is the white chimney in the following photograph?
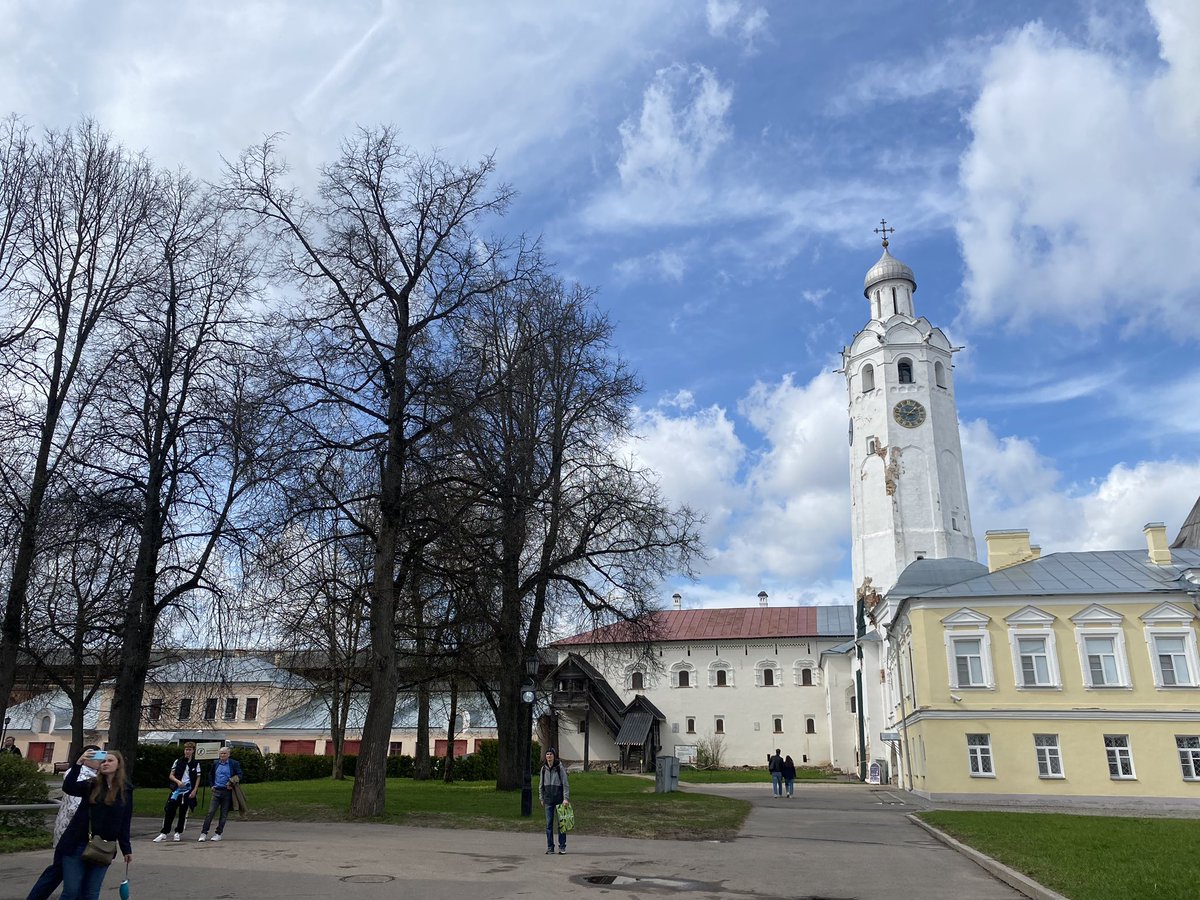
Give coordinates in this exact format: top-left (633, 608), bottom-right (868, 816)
top-left (757, 591), bottom-right (768, 607)
top-left (672, 592), bottom-right (682, 610)
top-left (1145, 522), bottom-right (1172, 565)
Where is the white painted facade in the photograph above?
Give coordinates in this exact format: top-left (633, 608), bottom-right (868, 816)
top-left (843, 243), bottom-right (976, 613)
top-left (552, 637), bottom-right (859, 771)
top-left (841, 239), bottom-right (978, 781)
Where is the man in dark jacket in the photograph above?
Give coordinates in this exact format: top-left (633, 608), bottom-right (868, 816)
top-left (198, 747), bottom-right (244, 842)
top-left (768, 749), bottom-right (784, 797)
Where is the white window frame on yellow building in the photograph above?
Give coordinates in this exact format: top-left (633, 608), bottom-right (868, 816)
top-left (1033, 733), bottom-right (1065, 779)
top-left (1140, 602), bottom-right (1200, 688)
top-left (965, 733), bottom-right (995, 778)
top-left (1176, 736), bottom-right (1200, 781)
top-left (1070, 605), bottom-right (1132, 689)
top-left (1103, 734), bottom-right (1136, 780)
top-left (1005, 606), bottom-right (1062, 690)
top-left (942, 608), bottom-right (994, 690)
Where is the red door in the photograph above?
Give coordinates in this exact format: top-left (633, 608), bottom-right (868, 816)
top-left (434, 739), bottom-right (468, 758)
top-left (324, 740), bottom-right (361, 756)
top-left (27, 742), bottom-right (54, 763)
top-left (278, 740), bottom-right (317, 755)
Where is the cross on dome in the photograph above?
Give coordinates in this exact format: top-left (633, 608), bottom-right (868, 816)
top-left (873, 218), bottom-right (895, 249)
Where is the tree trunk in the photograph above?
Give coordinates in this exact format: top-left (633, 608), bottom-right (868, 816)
top-left (443, 682), bottom-right (458, 783)
top-left (414, 680), bottom-right (431, 780)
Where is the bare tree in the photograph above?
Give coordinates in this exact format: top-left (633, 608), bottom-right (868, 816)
top-left (89, 171), bottom-right (273, 761)
top-left (452, 276), bottom-right (703, 792)
top-left (0, 121), bottom-right (158, 726)
top-left (224, 127), bottom-right (528, 816)
top-left (21, 478), bottom-right (133, 758)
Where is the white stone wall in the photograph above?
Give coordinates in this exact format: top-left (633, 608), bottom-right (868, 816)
top-left (556, 638), bottom-right (856, 770)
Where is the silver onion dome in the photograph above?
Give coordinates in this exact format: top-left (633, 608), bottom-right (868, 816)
top-left (863, 247), bottom-right (916, 298)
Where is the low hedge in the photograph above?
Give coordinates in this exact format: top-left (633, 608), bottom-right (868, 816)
top-left (0, 754), bottom-right (49, 828)
top-left (134, 744), bottom-right (267, 787)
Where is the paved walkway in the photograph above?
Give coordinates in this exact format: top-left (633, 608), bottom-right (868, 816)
top-left (1, 782), bottom-right (1022, 899)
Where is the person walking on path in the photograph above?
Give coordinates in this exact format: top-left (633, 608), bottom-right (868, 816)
top-left (768, 749), bottom-right (784, 797)
top-left (782, 755), bottom-right (797, 798)
top-left (538, 748), bottom-right (571, 855)
top-left (154, 741), bottom-right (201, 842)
top-left (25, 745), bottom-right (102, 900)
top-left (198, 747), bottom-right (243, 842)
top-left (44, 749), bottom-right (133, 900)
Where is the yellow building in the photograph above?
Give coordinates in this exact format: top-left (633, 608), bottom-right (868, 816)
top-left (883, 523), bottom-right (1200, 807)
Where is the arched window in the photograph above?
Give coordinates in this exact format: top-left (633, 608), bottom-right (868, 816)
top-left (715, 718), bottom-right (725, 734)
top-left (891, 286), bottom-right (898, 315)
top-left (861, 364), bottom-right (875, 393)
top-left (686, 717), bottom-right (696, 734)
top-left (678, 669), bottom-right (690, 688)
top-left (773, 717), bottom-right (783, 733)
top-left (40, 716), bottom-right (51, 733)
top-left (453, 713), bottom-right (464, 732)
top-left (801, 668), bottom-right (813, 686)
top-left (630, 671), bottom-right (644, 691)
top-left (806, 718), bottom-right (816, 734)
top-left (763, 669), bottom-right (774, 686)
top-left (897, 358), bottom-right (914, 384)
top-left (935, 360), bottom-right (946, 389)
top-left (710, 660), bottom-right (733, 687)
top-left (716, 669), bottom-right (727, 687)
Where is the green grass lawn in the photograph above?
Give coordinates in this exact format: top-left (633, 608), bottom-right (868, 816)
top-left (678, 766), bottom-right (838, 784)
top-left (0, 825), bottom-right (53, 852)
top-left (131, 772), bottom-right (750, 842)
top-left (918, 810), bottom-right (1200, 900)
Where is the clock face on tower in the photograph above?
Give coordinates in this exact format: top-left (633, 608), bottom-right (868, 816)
top-left (893, 399), bottom-right (926, 428)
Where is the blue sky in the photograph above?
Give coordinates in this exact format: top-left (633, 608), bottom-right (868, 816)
top-left (3, 0), bottom-right (1197, 609)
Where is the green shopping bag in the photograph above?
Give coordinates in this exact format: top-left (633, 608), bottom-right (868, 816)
top-left (558, 803), bottom-right (575, 833)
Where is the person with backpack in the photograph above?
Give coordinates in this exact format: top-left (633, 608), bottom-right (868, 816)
top-left (768, 749), bottom-right (784, 797)
top-left (538, 747), bottom-right (571, 855)
top-left (153, 741), bottom-right (201, 842)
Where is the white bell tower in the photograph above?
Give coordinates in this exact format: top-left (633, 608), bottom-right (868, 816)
top-left (842, 222), bottom-right (976, 620)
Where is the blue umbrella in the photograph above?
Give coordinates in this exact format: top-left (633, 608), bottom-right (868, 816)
top-left (119, 861), bottom-right (130, 899)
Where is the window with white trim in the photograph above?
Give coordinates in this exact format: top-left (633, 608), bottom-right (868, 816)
top-left (952, 638), bottom-right (986, 687)
top-left (1016, 636), bottom-right (1056, 687)
top-left (715, 717), bottom-right (725, 734)
top-left (1152, 633), bottom-right (1197, 687)
top-left (1104, 734), bottom-right (1135, 779)
top-left (1177, 736), bottom-right (1200, 780)
top-left (709, 660), bottom-right (734, 687)
top-left (942, 610), bottom-right (994, 690)
top-left (1033, 734), bottom-right (1064, 778)
top-left (672, 662), bottom-right (695, 688)
top-left (966, 733), bottom-right (994, 777)
top-left (756, 660), bottom-right (781, 687)
top-left (1084, 636), bottom-right (1122, 686)
top-left (1071, 606), bottom-right (1130, 689)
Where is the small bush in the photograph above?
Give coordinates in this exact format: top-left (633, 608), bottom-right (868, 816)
top-left (133, 744), bottom-right (179, 788)
top-left (387, 755), bottom-right (413, 778)
top-left (230, 748), bottom-right (268, 784)
top-left (266, 753), bottom-right (335, 782)
top-left (0, 754), bottom-right (49, 829)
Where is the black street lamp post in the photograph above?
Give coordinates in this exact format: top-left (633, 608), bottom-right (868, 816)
top-left (519, 654), bottom-right (539, 817)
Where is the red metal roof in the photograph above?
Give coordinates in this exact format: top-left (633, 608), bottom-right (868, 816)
top-left (554, 607), bottom-right (822, 645)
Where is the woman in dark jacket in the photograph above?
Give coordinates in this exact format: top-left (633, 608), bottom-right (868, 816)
top-left (56, 749), bottom-right (133, 900)
top-left (782, 754), bottom-right (797, 798)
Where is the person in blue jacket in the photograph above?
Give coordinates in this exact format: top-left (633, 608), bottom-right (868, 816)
top-left (198, 747), bottom-right (243, 842)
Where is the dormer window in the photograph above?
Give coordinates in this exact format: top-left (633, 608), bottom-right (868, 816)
top-left (897, 358), bottom-right (914, 384)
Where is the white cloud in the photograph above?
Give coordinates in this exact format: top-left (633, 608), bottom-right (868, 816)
top-left (613, 248), bottom-right (688, 284)
top-left (958, 0), bottom-right (1200, 337)
top-left (0, 1), bottom-right (687, 183)
top-left (963, 418), bottom-right (1200, 553)
top-left (705, 0), bottom-right (768, 52)
top-left (831, 37), bottom-right (989, 113)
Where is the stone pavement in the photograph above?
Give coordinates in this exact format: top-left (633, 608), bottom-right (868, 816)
top-left (1, 782), bottom-right (1022, 899)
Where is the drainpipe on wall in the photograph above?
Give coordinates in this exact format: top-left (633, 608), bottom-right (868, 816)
top-left (855, 598), bottom-right (867, 783)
